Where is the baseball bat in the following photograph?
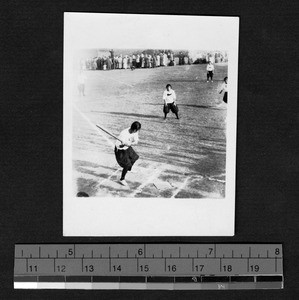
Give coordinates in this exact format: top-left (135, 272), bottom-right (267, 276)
top-left (96, 124), bottom-right (123, 142)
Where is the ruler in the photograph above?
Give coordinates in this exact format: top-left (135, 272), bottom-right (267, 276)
top-left (14, 244), bottom-right (283, 290)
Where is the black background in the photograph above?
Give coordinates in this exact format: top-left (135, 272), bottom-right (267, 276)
top-left (0, 0), bottom-right (298, 299)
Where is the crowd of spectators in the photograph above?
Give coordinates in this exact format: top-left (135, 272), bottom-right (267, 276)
top-left (81, 50), bottom-right (193, 71)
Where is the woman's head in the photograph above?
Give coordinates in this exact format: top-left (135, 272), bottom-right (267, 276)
top-left (166, 84), bottom-right (172, 91)
top-left (130, 121), bottom-right (141, 133)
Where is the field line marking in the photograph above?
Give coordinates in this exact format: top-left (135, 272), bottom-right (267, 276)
top-left (98, 168), bottom-right (122, 188)
top-left (207, 177), bottom-right (225, 183)
top-left (129, 168), bottom-right (162, 197)
top-left (73, 104), bottom-right (114, 148)
top-left (97, 73), bottom-right (134, 87)
top-left (170, 177), bottom-right (190, 199)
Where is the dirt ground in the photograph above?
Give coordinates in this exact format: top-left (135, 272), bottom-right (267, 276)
top-left (72, 63), bottom-right (227, 198)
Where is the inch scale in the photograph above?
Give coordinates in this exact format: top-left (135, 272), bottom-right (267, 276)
top-left (14, 244), bottom-right (283, 290)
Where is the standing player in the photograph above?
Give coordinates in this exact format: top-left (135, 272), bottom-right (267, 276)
top-left (114, 121), bottom-right (141, 186)
top-left (206, 61), bottom-right (215, 82)
top-left (219, 77), bottom-right (228, 103)
top-left (163, 84), bottom-right (179, 120)
top-left (77, 69), bottom-right (87, 96)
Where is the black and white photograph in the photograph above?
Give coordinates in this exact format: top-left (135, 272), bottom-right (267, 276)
top-left (64, 13), bottom-right (239, 236)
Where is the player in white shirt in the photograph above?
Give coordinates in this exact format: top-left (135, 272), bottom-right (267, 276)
top-left (219, 77), bottom-right (228, 103)
top-left (206, 61), bottom-right (215, 82)
top-left (114, 121), bottom-right (141, 186)
top-left (163, 84), bottom-right (179, 120)
top-left (77, 69), bottom-right (87, 96)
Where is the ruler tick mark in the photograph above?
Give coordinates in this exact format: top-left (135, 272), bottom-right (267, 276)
top-left (81, 257), bottom-right (83, 272)
top-left (39, 247), bottom-right (41, 258)
top-left (109, 247), bottom-right (111, 272)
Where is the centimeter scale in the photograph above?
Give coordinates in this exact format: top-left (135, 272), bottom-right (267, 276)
top-left (14, 244), bottom-right (283, 290)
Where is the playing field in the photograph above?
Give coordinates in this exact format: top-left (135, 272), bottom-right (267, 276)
top-left (72, 63), bottom-right (227, 198)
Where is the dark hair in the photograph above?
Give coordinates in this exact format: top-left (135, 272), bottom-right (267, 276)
top-left (130, 121), bottom-right (141, 132)
top-left (166, 84), bottom-right (172, 89)
top-left (77, 191), bottom-right (89, 197)
top-left (224, 77), bottom-right (228, 81)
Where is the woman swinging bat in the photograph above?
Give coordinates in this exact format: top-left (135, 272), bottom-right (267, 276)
top-left (96, 122), bottom-right (141, 187)
top-left (114, 121), bottom-right (141, 186)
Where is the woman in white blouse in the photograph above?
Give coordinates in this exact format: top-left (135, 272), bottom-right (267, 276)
top-left (163, 84), bottom-right (179, 120)
top-left (219, 77), bottom-right (228, 103)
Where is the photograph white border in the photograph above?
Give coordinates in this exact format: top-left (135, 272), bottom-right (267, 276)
top-left (63, 13), bottom-right (239, 236)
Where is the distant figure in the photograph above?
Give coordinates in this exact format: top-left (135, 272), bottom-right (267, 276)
top-left (160, 53), bottom-right (164, 66)
top-left (156, 54), bottom-right (160, 67)
top-left (123, 56), bottom-right (128, 69)
top-left (163, 84), bottom-right (179, 120)
top-left (141, 53), bottom-right (145, 68)
top-left (206, 61), bottom-right (215, 82)
top-left (219, 77), bottom-right (228, 103)
top-left (145, 54), bottom-right (149, 68)
top-left (77, 70), bottom-right (87, 96)
top-left (163, 52), bottom-right (168, 66)
top-left (129, 56), bottom-right (133, 69)
top-left (132, 54), bottom-right (136, 68)
top-left (118, 56), bottom-right (122, 69)
top-left (136, 54), bottom-right (140, 68)
top-left (114, 121), bottom-right (141, 186)
top-left (107, 57), bottom-right (111, 70)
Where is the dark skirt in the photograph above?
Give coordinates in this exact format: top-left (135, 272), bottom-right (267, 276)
top-left (163, 102), bottom-right (179, 114)
top-left (223, 92), bottom-right (228, 103)
top-left (114, 146), bottom-right (139, 169)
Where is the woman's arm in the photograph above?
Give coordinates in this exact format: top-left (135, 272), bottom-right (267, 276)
top-left (163, 91), bottom-right (167, 104)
